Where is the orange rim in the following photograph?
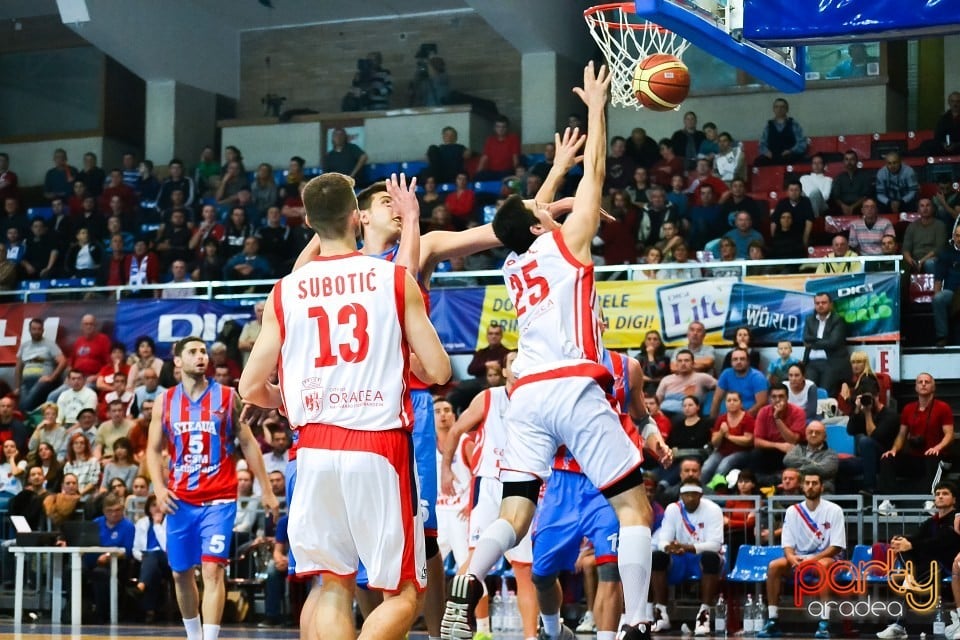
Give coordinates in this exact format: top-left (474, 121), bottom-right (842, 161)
top-left (583, 2), bottom-right (669, 32)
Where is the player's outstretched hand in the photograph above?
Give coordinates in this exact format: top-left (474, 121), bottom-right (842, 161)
top-left (572, 60), bottom-right (611, 110)
top-left (553, 127), bottom-right (586, 172)
top-left (261, 490), bottom-right (280, 521)
top-left (155, 486), bottom-right (179, 514)
top-left (386, 172), bottom-right (419, 224)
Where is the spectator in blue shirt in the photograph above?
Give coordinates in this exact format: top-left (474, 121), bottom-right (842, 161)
top-left (874, 151), bottom-right (919, 214)
top-left (723, 211), bottom-right (764, 259)
top-left (755, 98), bottom-right (808, 166)
top-left (86, 492), bottom-right (136, 623)
top-left (223, 236), bottom-right (272, 281)
top-left (709, 348), bottom-right (769, 418)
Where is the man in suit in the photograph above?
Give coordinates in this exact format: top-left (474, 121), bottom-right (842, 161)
top-left (802, 292), bottom-right (851, 396)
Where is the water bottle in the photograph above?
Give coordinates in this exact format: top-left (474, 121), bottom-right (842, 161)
top-left (491, 592), bottom-right (503, 632)
top-left (743, 595), bottom-right (755, 635)
top-left (754, 594), bottom-right (765, 632)
top-left (506, 591), bottom-right (520, 632)
top-left (934, 597), bottom-right (946, 639)
top-left (715, 594), bottom-right (728, 636)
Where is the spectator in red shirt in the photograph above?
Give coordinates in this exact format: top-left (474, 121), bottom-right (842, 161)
top-left (651, 138), bottom-right (685, 188)
top-left (475, 116), bottom-right (520, 181)
top-left (879, 373), bottom-right (955, 493)
top-left (444, 172), bottom-right (476, 230)
top-left (99, 169), bottom-right (137, 216)
top-left (71, 314), bottom-right (112, 386)
top-left (685, 158), bottom-right (729, 206)
top-left (103, 234), bottom-right (131, 287)
top-left (599, 190), bottom-right (640, 266)
top-left (204, 341), bottom-right (241, 381)
top-left (279, 156), bottom-right (306, 227)
top-left (747, 383), bottom-right (806, 481)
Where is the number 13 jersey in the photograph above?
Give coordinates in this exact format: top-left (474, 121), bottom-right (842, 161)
top-left (274, 252), bottom-right (413, 432)
top-left (503, 230), bottom-right (605, 378)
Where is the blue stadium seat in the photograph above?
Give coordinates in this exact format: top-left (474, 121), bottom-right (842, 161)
top-left (274, 169), bottom-right (289, 184)
top-left (400, 160), bottom-right (428, 176)
top-left (526, 153), bottom-right (546, 166)
top-left (303, 166), bottom-right (323, 178)
top-left (27, 207), bottom-right (52, 221)
top-left (816, 387), bottom-right (828, 400)
top-left (825, 424), bottom-right (855, 456)
top-left (473, 180), bottom-right (503, 195)
top-left (366, 162), bottom-right (401, 182)
top-left (726, 545), bottom-right (784, 583)
top-left (438, 182), bottom-right (456, 193)
top-left (700, 390), bottom-right (714, 417)
top-left (834, 544), bottom-right (871, 584)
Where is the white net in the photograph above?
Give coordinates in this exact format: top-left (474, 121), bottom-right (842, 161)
top-left (584, 3), bottom-right (691, 109)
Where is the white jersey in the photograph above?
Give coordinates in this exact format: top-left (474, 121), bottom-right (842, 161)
top-left (654, 498), bottom-right (724, 554)
top-left (436, 434), bottom-right (472, 512)
top-left (274, 253), bottom-right (412, 431)
top-left (472, 386), bottom-right (510, 479)
top-left (781, 498), bottom-right (846, 556)
top-left (503, 230), bottom-right (604, 378)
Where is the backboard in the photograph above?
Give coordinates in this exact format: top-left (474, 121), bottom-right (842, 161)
top-left (632, 0), bottom-right (806, 93)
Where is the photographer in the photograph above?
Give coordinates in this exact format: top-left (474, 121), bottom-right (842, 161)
top-left (410, 44), bottom-right (448, 107)
top-left (879, 373), bottom-right (955, 495)
top-left (846, 391), bottom-right (900, 494)
top-left (342, 51), bottom-right (392, 112)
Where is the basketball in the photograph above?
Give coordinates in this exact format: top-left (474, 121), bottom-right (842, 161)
top-left (633, 53), bottom-right (690, 111)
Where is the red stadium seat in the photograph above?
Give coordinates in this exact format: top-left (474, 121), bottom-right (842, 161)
top-left (750, 165), bottom-right (784, 193)
top-left (807, 245), bottom-right (833, 258)
top-left (807, 136), bottom-right (839, 156)
top-left (741, 140), bottom-right (760, 166)
top-left (908, 130), bottom-right (934, 152)
top-left (837, 134), bottom-right (871, 160)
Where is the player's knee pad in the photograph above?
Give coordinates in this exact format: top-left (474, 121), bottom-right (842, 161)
top-left (601, 466), bottom-right (644, 500)
top-left (651, 550), bottom-right (670, 571)
top-left (424, 535), bottom-right (439, 559)
top-left (701, 551), bottom-right (721, 574)
top-left (501, 479), bottom-right (542, 503)
top-left (596, 561), bottom-right (621, 583)
top-left (531, 572), bottom-right (559, 593)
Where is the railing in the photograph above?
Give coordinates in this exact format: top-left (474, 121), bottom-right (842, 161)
top-left (0, 255), bottom-right (902, 302)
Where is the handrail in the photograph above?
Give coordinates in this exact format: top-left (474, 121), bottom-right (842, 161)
top-left (0, 254), bottom-right (902, 303)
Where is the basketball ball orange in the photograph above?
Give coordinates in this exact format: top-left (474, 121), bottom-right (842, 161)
top-left (633, 54), bottom-right (690, 111)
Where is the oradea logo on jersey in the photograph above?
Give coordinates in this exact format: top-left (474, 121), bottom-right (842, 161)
top-left (655, 280), bottom-right (734, 341)
top-left (300, 378), bottom-right (324, 421)
top-left (794, 547), bottom-right (939, 618)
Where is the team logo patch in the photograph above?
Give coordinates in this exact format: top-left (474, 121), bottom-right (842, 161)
top-left (301, 386), bottom-right (324, 420)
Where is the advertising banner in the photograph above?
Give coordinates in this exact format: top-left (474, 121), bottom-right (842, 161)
top-left (114, 299), bottom-right (254, 358)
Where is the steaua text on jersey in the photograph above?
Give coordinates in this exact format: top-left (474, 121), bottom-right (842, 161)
top-left (161, 381), bottom-right (237, 505)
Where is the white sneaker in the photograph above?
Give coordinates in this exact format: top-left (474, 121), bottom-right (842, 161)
top-left (946, 610), bottom-right (960, 639)
top-left (694, 609), bottom-right (711, 636)
top-left (876, 623), bottom-right (907, 639)
top-left (878, 500), bottom-right (898, 517)
top-left (577, 611), bottom-right (597, 633)
top-left (652, 607), bottom-right (672, 633)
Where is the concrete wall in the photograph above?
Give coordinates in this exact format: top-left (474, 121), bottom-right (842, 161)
top-left (239, 12), bottom-right (522, 128)
top-left (2, 137), bottom-right (105, 187)
top-left (608, 84), bottom-right (897, 146)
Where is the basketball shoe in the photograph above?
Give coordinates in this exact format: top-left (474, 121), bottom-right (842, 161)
top-left (441, 574), bottom-right (485, 640)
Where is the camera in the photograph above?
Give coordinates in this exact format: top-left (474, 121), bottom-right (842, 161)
top-left (860, 393), bottom-right (873, 407)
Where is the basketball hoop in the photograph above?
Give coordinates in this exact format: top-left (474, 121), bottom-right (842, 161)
top-left (584, 2), bottom-right (691, 109)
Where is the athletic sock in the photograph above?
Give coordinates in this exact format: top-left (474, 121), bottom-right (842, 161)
top-left (618, 525), bottom-right (652, 625)
top-left (477, 617), bottom-right (491, 633)
top-left (598, 632), bottom-right (616, 640)
top-left (202, 623), bottom-right (220, 640)
top-left (467, 519), bottom-right (516, 580)
top-left (183, 616), bottom-right (201, 640)
top-left (541, 612), bottom-right (561, 638)
top-left (769, 605), bottom-right (778, 620)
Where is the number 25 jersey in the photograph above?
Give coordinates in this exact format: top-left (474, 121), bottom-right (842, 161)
top-left (503, 229), bottom-right (604, 378)
top-left (274, 252), bottom-right (414, 432)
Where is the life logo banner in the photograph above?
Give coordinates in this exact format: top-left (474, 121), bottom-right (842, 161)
top-left (655, 279), bottom-right (736, 341)
top-left (723, 284), bottom-right (812, 343)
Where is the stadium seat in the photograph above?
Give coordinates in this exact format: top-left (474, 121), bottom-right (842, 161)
top-left (400, 160), bottom-right (428, 176)
top-left (473, 180), bottom-right (503, 195)
top-left (825, 424), bottom-right (855, 456)
top-left (807, 245), bottom-right (833, 258)
top-left (438, 182), bottom-right (455, 193)
top-left (807, 135), bottom-right (839, 157)
top-left (366, 162), bottom-right (401, 182)
top-left (303, 166), bottom-right (323, 177)
top-left (741, 140), bottom-right (760, 165)
top-left (837, 134), bottom-right (871, 160)
top-left (274, 169), bottom-right (288, 184)
top-left (909, 274), bottom-right (936, 304)
top-left (908, 130), bottom-right (934, 152)
top-left (834, 544), bottom-right (872, 585)
top-left (726, 545), bottom-right (784, 583)
top-left (27, 207), bottom-right (52, 221)
top-left (750, 166), bottom-right (784, 194)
